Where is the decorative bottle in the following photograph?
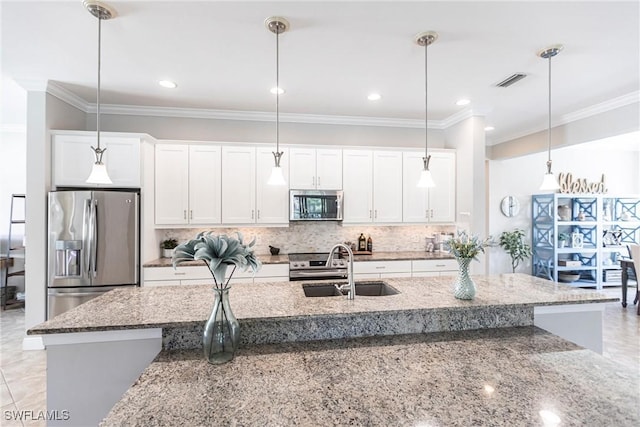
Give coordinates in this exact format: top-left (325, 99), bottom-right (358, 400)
top-left (367, 236), bottom-right (373, 252)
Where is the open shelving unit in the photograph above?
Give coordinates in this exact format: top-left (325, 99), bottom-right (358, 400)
top-left (532, 193), bottom-right (640, 289)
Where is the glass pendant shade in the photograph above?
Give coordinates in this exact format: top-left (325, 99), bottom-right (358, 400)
top-left (539, 172), bottom-right (559, 191)
top-left (86, 162), bottom-right (112, 185)
top-left (417, 168), bottom-right (436, 188)
top-left (267, 165), bottom-right (286, 186)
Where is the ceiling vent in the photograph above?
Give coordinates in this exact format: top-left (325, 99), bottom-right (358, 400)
top-left (495, 73), bottom-right (527, 88)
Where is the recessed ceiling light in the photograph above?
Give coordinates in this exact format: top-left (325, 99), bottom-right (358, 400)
top-left (270, 87), bottom-right (285, 95)
top-left (367, 93), bottom-right (382, 101)
top-left (158, 80), bottom-right (177, 89)
top-left (484, 126), bottom-right (495, 131)
top-left (456, 98), bottom-right (471, 106)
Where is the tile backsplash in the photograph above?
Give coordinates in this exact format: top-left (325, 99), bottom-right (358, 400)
top-left (162, 223), bottom-right (456, 255)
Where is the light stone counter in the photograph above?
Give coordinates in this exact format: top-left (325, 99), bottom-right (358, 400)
top-left (30, 274), bottom-right (615, 344)
top-left (101, 326), bottom-right (639, 426)
top-left (142, 250), bottom-right (454, 267)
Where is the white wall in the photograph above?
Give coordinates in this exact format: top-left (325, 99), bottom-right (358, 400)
top-left (487, 140), bottom-right (640, 274)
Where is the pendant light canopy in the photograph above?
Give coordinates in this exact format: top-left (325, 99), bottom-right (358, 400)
top-left (266, 16), bottom-right (289, 186)
top-left (85, 0), bottom-right (114, 185)
top-left (416, 31), bottom-right (438, 188)
top-left (538, 44), bottom-right (563, 191)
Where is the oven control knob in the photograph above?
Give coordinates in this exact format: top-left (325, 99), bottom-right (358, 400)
top-left (292, 263), bottom-right (298, 268)
top-left (332, 261), bottom-right (337, 266)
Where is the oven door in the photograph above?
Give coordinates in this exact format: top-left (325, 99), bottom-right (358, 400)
top-left (290, 190), bottom-right (343, 221)
top-left (289, 270), bottom-right (348, 281)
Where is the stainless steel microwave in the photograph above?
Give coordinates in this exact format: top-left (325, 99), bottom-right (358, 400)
top-left (290, 190), bottom-right (343, 221)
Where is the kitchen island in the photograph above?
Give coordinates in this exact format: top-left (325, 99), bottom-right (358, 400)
top-left (29, 274), bottom-right (622, 426)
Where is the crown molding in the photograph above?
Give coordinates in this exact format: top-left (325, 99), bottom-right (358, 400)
top-left (46, 81), bottom-right (90, 112)
top-left (94, 103), bottom-right (428, 128)
top-left (559, 90), bottom-right (639, 124)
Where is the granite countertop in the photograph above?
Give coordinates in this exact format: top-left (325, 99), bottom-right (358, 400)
top-left (142, 251), bottom-right (454, 267)
top-left (101, 326), bottom-right (639, 426)
top-left (29, 274), bottom-right (615, 335)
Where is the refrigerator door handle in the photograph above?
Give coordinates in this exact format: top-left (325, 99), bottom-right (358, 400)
top-left (91, 199), bottom-right (98, 279)
top-left (84, 199), bottom-right (93, 277)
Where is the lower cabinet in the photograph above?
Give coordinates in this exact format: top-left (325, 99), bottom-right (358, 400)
top-left (353, 261), bottom-right (412, 280)
top-left (143, 264), bottom-right (289, 286)
top-left (411, 259), bottom-right (458, 277)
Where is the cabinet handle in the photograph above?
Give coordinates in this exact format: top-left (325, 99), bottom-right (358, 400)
top-left (183, 210), bottom-right (186, 220)
top-left (257, 210), bottom-right (260, 220)
top-left (430, 209), bottom-right (434, 218)
top-left (435, 264), bottom-right (445, 267)
top-left (369, 210), bottom-right (372, 219)
top-left (173, 272), bottom-right (186, 276)
top-left (375, 266), bottom-right (385, 269)
top-left (251, 210), bottom-right (255, 219)
top-left (317, 176), bottom-right (321, 187)
top-left (190, 210), bottom-right (193, 220)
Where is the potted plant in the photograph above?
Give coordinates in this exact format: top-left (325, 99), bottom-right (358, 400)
top-left (161, 238), bottom-right (178, 258)
top-left (558, 233), bottom-right (570, 249)
top-left (499, 229), bottom-right (532, 273)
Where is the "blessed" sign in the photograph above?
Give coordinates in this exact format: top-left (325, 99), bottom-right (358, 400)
top-left (558, 173), bottom-right (607, 194)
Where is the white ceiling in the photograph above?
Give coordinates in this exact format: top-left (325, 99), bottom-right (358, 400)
top-left (1, 0), bottom-right (638, 144)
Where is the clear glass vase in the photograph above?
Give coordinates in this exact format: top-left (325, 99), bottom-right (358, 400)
top-left (203, 287), bottom-right (240, 364)
top-left (453, 257), bottom-right (476, 300)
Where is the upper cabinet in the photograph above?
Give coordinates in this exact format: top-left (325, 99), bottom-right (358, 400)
top-left (403, 151), bottom-right (456, 223)
top-left (52, 132), bottom-right (149, 188)
top-left (289, 148), bottom-right (342, 190)
top-left (342, 150), bottom-right (403, 224)
top-left (221, 146), bottom-right (256, 224)
top-left (155, 143), bottom-right (221, 226)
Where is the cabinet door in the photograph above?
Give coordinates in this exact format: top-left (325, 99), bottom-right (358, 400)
top-left (289, 148), bottom-right (316, 190)
top-left (316, 149), bottom-right (342, 189)
top-left (53, 135), bottom-right (96, 187)
top-left (102, 137), bottom-right (141, 187)
top-left (342, 150), bottom-right (373, 223)
top-left (402, 151), bottom-right (429, 222)
top-left (189, 145), bottom-right (221, 224)
top-left (155, 144), bottom-right (189, 225)
top-left (221, 146), bottom-right (256, 223)
top-left (256, 147), bottom-right (290, 224)
top-left (428, 151), bottom-right (456, 223)
top-left (373, 151), bottom-right (403, 223)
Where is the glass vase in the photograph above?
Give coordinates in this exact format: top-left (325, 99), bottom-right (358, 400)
top-left (453, 257), bottom-right (476, 300)
top-left (203, 287), bottom-right (239, 364)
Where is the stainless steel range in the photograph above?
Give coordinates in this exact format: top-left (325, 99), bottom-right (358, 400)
top-left (288, 252), bottom-right (348, 281)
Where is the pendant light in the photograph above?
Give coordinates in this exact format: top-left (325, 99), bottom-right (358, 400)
top-left (265, 17), bottom-right (289, 186)
top-left (85, 0), bottom-right (113, 185)
top-left (416, 31), bottom-right (438, 188)
top-left (538, 44), bottom-right (563, 191)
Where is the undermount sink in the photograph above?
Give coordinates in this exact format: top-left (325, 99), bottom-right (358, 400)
top-left (302, 281), bottom-right (400, 297)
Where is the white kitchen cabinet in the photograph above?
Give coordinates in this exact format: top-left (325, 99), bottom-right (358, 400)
top-left (411, 259), bottom-right (457, 277)
top-left (256, 147), bottom-right (290, 224)
top-left (155, 144), bottom-right (189, 225)
top-left (221, 146), bottom-right (256, 223)
top-left (289, 148), bottom-right (342, 190)
top-left (189, 145), bottom-right (222, 224)
top-left (155, 144), bottom-right (221, 226)
top-left (52, 132), bottom-right (146, 188)
top-left (353, 260), bottom-right (412, 279)
top-left (403, 151), bottom-right (456, 223)
top-left (143, 263), bottom-right (288, 286)
top-left (343, 150), bottom-right (402, 224)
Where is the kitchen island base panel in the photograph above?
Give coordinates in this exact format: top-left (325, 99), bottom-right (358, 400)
top-left (534, 303), bottom-right (606, 354)
top-left (162, 305), bottom-right (533, 350)
top-left (43, 329), bottom-right (162, 427)
top-left (101, 327), bottom-right (639, 427)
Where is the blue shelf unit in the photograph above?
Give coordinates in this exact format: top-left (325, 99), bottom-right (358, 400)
top-left (532, 194), bottom-right (640, 289)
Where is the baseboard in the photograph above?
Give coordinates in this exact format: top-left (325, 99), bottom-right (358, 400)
top-left (23, 335), bottom-right (45, 350)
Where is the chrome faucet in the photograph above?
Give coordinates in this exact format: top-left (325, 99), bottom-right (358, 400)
top-left (326, 243), bottom-right (355, 300)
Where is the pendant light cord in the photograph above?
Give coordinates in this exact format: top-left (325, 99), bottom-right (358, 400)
top-left (276, 28), bottom-right (280, 154)
top-left (546, 54), bottom-right (552, 166)
top-left (424, 41), bottom-right (428, 160)
top-left (97, 15), bottom-right (102, 152)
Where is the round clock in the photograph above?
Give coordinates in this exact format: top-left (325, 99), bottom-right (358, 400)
top-left (500, 196), bottom-right (520, 217)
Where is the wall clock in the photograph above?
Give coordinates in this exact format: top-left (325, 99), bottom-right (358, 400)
top-left (500, 196), bottom-right (520, 217)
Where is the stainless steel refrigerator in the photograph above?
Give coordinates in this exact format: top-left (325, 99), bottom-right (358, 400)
top-left (47, 190), bottom-right (139, 319)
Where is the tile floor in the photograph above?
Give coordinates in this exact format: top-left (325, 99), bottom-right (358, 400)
top-left (0, 287), bottom-right (638, 426)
